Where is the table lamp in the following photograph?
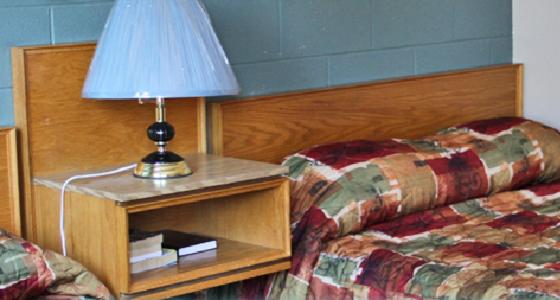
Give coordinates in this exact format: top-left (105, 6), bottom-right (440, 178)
top-left (82, 0), bottom-right (239, 179)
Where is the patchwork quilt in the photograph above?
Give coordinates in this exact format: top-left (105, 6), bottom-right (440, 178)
top-left (271, 183), bottom-right (560, 299)
top-left (260, 117), bottom-right (560, 299)
top-left (0, 230), bottom-right (111, 300)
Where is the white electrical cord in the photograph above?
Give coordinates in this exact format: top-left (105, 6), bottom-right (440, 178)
top-left (59, 164), bottom-right (136, 256)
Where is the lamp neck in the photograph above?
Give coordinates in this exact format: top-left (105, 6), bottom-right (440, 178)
top-left (148, 96), bottom-right (174, 154)
top-left (155, 97), bottom-right (166, 122)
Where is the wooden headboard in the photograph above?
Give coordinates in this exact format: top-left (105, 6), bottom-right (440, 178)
top-left (12, 43), bottom-right (206, 239)
top-left (211, 64), bottom-right (523, 163)
top-left (0, 128), bottom-right (20, 236)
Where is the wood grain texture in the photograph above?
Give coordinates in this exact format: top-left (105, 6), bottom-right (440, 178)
top-left (12, 47), bottom-right (32, 238)
top-left (33, 153), bottom-right (287, 202)
top-left (34, 185), bottom-right (129, 294)
top-left (123, 177), bottom-right (286, 213)
top-left (0, 128), bottom-right (20, 235)
top-left (211, 103), bottom-right (223, 156)
top-left (212, 64), bottom-right (524, 163)
top-left (12, 43), bottom-right (206, 239)
top-left (516, 64), bottom-right (525, 116)
top-left (122, 260), bottom-right (291, 299)
top-left (129, 239), bottom-right (287, 293)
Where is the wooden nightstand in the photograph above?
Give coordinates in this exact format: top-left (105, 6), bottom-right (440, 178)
top-left (32, 154), bottom-right (291, 299)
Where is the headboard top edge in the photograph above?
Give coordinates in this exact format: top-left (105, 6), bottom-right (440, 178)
top-left (14, 42), bottom-right (96, 54)
top-left (214, 64), bottom-right (522, 107)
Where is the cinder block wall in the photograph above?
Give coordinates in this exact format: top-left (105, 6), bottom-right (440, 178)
top-left (0, 0), bottom-right (512, 126)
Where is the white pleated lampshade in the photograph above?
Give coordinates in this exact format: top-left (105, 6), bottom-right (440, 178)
top-left (82, 0), bottom-right (239, 99)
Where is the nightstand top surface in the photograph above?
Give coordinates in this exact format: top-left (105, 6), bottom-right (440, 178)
top-left (33, 154), bottom-right (287, 202)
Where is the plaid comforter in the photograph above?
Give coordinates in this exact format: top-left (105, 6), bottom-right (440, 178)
top-left (0, 231), bottom-right (111, 300)
top-left (260, 117), bottom-right (560, 299)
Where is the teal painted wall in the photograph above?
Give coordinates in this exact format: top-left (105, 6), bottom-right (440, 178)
top-left (0, 0), bottom-right (512, 127)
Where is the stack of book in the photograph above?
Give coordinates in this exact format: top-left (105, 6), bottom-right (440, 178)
top-left (129, 229), bottom-right (177, 274)
top-left (129, 229), bottom-right (218, 274)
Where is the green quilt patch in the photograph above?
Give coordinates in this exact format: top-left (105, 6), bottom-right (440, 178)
top-left (507, 291), bottom-right (559, 300)
top-left (479, 129), bottom-right (534, 168)
top-left (320, 165), bottom-right (391, 217)
top-left (396, 234), bottom-right (455, 255)
top-left (283, 156), bottom-right (314, 179)
top-left (452, 199), bottom-right (498, 219)
top-left (529, 197), bottom-right (560, 216)
top-left (406, 263), bottom-right (461, 299)
top-left (514, 247), bottom-right (560, 265)
top-left (0, 242), bottom-right (34, 285)
top-left (313, 254), bottom-right (360, 287)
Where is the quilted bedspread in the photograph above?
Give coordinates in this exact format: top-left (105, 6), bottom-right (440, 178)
top-left (258, 117), bottom-right (560, 300)
top-left (0, 230), bottom-right (111, 300)
top-left (273, 183), bottom-right (560, 299)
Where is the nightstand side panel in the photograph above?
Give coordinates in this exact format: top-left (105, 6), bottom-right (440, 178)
top-left (34, 186), bottom-right (62, 253)
top-left (34, 185), bottom-right (130, 295)
top-left (277, 179), bottom-right (291, 257)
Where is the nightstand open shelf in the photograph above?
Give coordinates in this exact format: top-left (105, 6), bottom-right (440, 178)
top-left (124, 177), bottom-right (290, 295)
top-left (32, 154), bottom-right (291, 299)
top-left (129, 238), bottom-right (288, 293)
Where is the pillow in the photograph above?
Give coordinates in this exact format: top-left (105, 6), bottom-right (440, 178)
top-left (0, 230), bottom-right (111, 299)
top-left (283, 117), bottom-right (560, 237)
top-left (0, 229), bottom-right (54, 299)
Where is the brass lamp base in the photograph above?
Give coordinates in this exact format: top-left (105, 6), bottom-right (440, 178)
top-left (134, 160), bottom-right (192, 179)
top-left (134, 97), bottom-right (193, 179)
top-left (133, 151), bottom-right (192, 179)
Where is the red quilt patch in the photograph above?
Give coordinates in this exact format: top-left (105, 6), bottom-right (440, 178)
top-left (300, 140), bottom-right (415, 169)
top-left (291, 206), bottom-right (339, 277)
top-left (356, 249), bottom-right (426, 296)
top-left (510, 159), bottom-right (543, 189)
top-left (442, 241), bottom-right (507, 258)
top-left (546, 263), bottom-right (560, 270)
top-left (487, 211), bottom-right (560, 234)
top-left (309, 278), bottom-right (353, 300)
top-left (426, 150), bottom-right (488, 204)
top-left (528, 181), bottom-right (560, 196)
top-left (368, 207), bottom-right (467, 237)
top-left (459, 117), bottom-right (527, 135)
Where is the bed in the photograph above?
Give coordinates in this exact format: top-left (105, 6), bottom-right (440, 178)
top-left (209, 64), bottom-right (560, 299)
top-left (0, 128), bottom-right (111, 299)
top-left (266, 117), bottom-right (560, 299)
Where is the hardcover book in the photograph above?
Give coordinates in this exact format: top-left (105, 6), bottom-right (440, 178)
top-left (129, 229), bottom-right (163, 249)
top-left (130, 248), bottom-right (177, 274)
top-left (129, 244), bottom-right (162, 263)
top-left (129, 229), bottom-right (163, 263)
top-left (158, 230), bottom-right (217, 256)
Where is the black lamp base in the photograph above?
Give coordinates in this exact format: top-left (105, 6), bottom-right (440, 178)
top-left (133, 151), bottom-right (192, 179)
top-left (133, 97), bottom-right (193, 179)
